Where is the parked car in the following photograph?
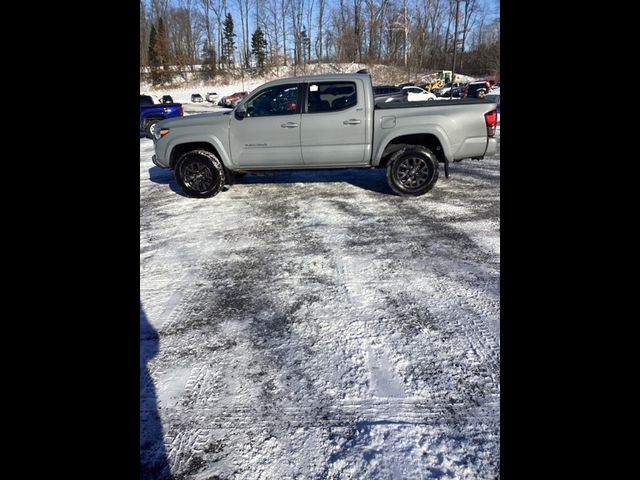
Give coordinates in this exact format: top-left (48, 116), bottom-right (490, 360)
top-left (150, 72), bottom-right (498, 198)
top-left (437, 82), bottom-right (465, 97)
top-left (191, 93), bottom-right (204, 102)
top-left (205, 92), bottom-right (219, 103)
top-left (463, 81), bottom-right (491, 99)
top-left (140, 95), bottom-right (183, 138)
top-left (451, 84), bottom-right (467, 97)
top-left (220, 91), bottom-right (249, 107)
top-left (161, 95), bottom-right (174, 104)
top-left (402, 86), bottom-right (436, 101)
top-left (230, 94), bottom-right (249, 107)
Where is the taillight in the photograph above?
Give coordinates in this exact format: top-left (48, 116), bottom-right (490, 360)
top-left (179, 105), bottom-right (184, 116)
top-left (484, 109), bottom-right (497, 137)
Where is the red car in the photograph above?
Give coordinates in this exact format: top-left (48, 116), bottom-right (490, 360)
top-left (220, 91), bottom-right (249, 107)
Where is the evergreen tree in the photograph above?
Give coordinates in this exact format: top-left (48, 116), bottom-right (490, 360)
top-left (155, 17), bottom-right (172, 83)
top-left (222, 13), bottom-right (236, 70)
top-left (148, 24), bottom-right (160, 85)
top-left (251, 27), bottom-right (268, 74)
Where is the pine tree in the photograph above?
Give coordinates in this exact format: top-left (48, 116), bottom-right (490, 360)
top-left (148, 24), bottom-right (160, 85)
top-left (251, 27), bottom-right (268, 74)
top-left (155, 17), bottom-right (172, 83)
top-left (222, 13), bottom-right (236, 70)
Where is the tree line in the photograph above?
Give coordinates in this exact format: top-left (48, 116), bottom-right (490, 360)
top-left (140, 0), bottom-right (499, 84)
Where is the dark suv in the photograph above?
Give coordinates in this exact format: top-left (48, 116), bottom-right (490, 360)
top-left (161, 95), bottom-right (174, 104)
top-left (464, 81), bottom-right (491, 98)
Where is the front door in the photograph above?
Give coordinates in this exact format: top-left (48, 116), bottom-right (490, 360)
top-left (229, 83), bottom-right (303, 168)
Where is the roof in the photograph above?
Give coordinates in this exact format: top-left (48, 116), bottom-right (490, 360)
top-left (258, 72), bottom-right (371, 88)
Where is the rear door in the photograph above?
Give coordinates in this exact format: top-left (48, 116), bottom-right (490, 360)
top-left (299, 80), bottom-right (368, 166)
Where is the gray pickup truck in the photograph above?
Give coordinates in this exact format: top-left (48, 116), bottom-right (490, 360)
top-left (151, 72), bottom-right (498, 198)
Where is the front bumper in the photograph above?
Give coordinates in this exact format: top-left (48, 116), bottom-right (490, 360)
top-left (152, 154), bottom-right (168, 169)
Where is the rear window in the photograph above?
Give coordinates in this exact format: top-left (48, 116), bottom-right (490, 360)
top-left (140, 95), bottom-right (154, 105)
top-left (307, 82), bottom-right (357, 113)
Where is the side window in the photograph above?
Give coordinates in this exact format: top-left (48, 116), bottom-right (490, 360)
top-left (306, 82), bottom-right (357, 113)
top-left (245, 84), bottom-right (299, 117)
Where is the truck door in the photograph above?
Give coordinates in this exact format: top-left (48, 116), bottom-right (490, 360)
top-left (229, 83), bottom-right (303, 168)
top-left (300, 80), bottom-right (368, 166)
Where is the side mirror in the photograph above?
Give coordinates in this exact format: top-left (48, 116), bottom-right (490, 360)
top-left (235, 104), bottom-right (247, 119)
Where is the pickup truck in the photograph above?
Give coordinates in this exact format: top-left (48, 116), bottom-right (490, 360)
top-left (140, 95), bottom-right (183, 138)
top-left (150, 72), bottom-right (497, 198)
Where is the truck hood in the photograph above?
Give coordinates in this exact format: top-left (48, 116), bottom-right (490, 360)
top-left (158, 110), bottom-right (232, 130)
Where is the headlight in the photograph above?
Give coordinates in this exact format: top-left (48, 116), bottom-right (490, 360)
top-left (154, 128), bottom-right (169, 141)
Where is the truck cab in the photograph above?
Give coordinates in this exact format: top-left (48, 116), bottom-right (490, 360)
top-left (140, 95), bottom-right (183, 138)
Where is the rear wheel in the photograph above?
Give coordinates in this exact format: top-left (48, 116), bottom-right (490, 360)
top-left (175, 150), bottom-right (225, 198)
top-left (386, 146), bottom-right (439, 196)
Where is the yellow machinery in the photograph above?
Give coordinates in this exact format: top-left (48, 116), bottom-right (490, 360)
top-left (425, 78), bottom-right (445, 92)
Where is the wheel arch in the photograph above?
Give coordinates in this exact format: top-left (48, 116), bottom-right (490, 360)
top-left (377, 133), bottom-right (447, 168)
top-left (169, 141), bottom-right (227, 170)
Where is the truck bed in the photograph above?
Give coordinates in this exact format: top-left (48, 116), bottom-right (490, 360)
top-left (372, 98), bottom-right (498, 164)
top-left (375, 98), bottom-right (495, 109)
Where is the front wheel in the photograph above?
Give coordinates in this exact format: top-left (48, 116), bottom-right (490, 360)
top-left (386, 146), bottom-right (439, 196)
top-left (145, 120), bottom-right (159, 138)
top-left (175, 150), bottom-right (226, 198)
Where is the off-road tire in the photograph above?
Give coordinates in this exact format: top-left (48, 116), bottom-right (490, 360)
top-left (175, 150), bottom-right (226, 198)
top-left (386, 146), bottom-right (439, 197)
top-left (145, 119), bottom-right (160, 138)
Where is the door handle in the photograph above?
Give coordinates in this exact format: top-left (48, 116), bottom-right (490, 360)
top-left (281, 122), bottom-right (299, 128)
top-left (343, 119), bottom-right (361, 125)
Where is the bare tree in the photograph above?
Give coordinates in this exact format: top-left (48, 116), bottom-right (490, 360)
top-left (263, 0), bottom-right (281, 66)
top-left (290, 0), bottom-right (305, 66)
top-left (353, 0), bottom-right (363, 63)
top-left (169, 6), bottom-right (199, 79)
top-left (138, 0), bottom-right (498, 80)
top-left (315, 0), bottom-right (325, 61)
top-left (459, 0), bottom-right (478, 70)
top-left (210, 0), bottom-right (226, 70)
top-left (281, 0), bottom-right (289, 65)
top-left (235, 0), bottom-right (252, 68)
top-left (305, 0), bottom-right (314, 63)
top-left (364, 0), bottom-right (388, 64)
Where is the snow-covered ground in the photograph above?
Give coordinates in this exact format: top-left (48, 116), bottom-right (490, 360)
top-left (140, 127), bottom-right (500, 479)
